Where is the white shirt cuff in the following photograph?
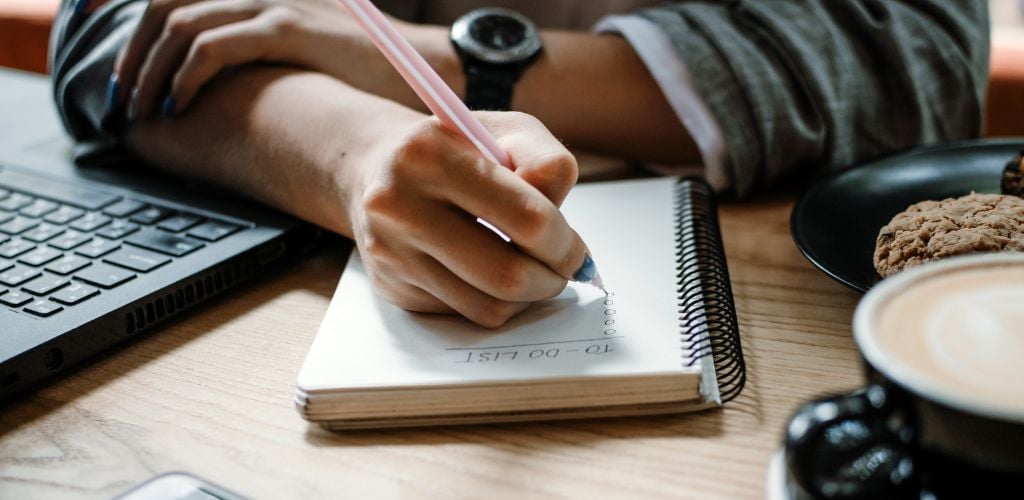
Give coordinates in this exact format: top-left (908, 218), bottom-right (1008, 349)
top-left (595, 14), bottom-right (732, 191)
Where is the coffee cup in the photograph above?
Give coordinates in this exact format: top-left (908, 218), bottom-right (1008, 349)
top-left (783, 253), bottom-right (1024, 499)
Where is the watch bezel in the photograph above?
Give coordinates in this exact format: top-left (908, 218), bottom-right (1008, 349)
top-left (451, 8), bottom-right (542, 65)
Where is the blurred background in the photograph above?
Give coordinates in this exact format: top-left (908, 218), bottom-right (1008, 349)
top-left (0, 0), bottom-right (1022, 136)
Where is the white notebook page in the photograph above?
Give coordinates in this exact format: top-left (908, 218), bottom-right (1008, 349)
top-left (298, 178), bottom-right (703, 392)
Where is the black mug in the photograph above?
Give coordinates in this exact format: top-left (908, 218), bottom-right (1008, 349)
top-left (783, 254), bottom-right (1024, 499)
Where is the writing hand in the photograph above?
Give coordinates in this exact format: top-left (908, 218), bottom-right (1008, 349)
top-left (348, 111), bottom-right (588, 327)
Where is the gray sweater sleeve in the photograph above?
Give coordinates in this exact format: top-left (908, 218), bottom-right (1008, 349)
top-left (51, 1), bottom-right (990, 195)
top-left (50, 0), bottom-right (146, 146)
top-left (637, 1), bottom-right (990, 195)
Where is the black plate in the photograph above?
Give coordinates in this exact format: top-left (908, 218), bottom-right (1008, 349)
top-left (791, 138), bottom-right (1024, 293)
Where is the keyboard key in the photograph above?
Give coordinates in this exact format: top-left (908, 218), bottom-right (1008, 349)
top-left (0, 211), bottom-right (13, 224)
top-left (104, 247), bottom-right (171, 272)
top-left (97, 220), bottom-right (140, 239)
top-left (0, 193), bottom-right (33, 211)
top-left (187, 220), bottom-right (241, 242)
top-left (75, 238), bottom-right (120, 258)
top-left (19, 199), bottom-right (59, 218)
top-left (49, 230), bottom-right (92, 250)
top-left (0, 169), bottom-right (120, 210)
top-left (0, 289), bottom-right (32, 307)
top-left (0, 239), bottom-right (36, 258)
top-left (130, 206), bottom-right (175, 225)
top-left (0, 260), bottom-right (12, 273)
top-left (44, 205), bottom-right (85, 224)
top-left (157, 214), bottom-right (204, 233)
top-left (24, 299), bottom-right (63, 317)
top-left (46, 254), bottom-right (91, 275)
top-left (18, 247), bottom-right (62, 267)
top-left (69, 212), bottom-right (112, 232)
top-left (0, 187), bottom-right (9, 199)
top-left (22, 274), bottom-right (69, 296)
top-left (0, 266), bottom-right (41, 286)
top-left (127, 229), bottom-right (204, 257)
top-left (76, 263), bottom-right (136, 288)
top-left (50, 282), bottom-right (99, 305)
top-left (21, 223), bottom-right (65, 243)
top-left (0, 216), bottom-right (41, 235)
top-left (103, 199), bottom-right (146, 218)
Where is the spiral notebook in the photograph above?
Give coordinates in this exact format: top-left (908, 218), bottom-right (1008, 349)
top-left (296, 177), bottom-right (744, 429)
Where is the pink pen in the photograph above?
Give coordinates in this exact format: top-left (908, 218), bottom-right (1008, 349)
top-left (337, 0), bottom-right (606, 292)
top-left (338, 0), bottom-right (511, 168)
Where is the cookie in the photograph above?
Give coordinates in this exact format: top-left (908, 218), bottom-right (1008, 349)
top-left (873, 193), bottom-right (1024, 277)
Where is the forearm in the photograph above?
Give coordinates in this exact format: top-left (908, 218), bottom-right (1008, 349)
top-left (400, 26), bottom-right (698, 165)
top-left (124, 66), bottom-right (418, 237)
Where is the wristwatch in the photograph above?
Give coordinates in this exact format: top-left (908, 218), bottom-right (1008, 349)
top-left (450, 8), bottom-right (543, 111)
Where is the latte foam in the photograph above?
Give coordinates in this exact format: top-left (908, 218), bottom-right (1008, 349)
top-left (875, 266), bottom-right (1024, 415)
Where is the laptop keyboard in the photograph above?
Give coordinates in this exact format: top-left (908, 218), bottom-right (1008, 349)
top-left (0, 179), bottom-right (243, 319)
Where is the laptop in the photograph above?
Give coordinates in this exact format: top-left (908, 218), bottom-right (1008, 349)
top-left (0, 69), bottom-right (321, 401)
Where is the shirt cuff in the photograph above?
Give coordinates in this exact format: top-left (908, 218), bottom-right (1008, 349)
top-left (594, 14), bottom-right (732, 192)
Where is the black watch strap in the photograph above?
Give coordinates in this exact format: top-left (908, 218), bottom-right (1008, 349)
top-left (463, 63), bottom-right (522, 111)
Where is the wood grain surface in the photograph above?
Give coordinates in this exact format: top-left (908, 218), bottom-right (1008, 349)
top-left (0, 185), bottom-right (865, 499)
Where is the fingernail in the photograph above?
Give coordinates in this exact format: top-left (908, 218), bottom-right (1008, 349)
top-left (105, 74), bottom-right (120, 111)
top-left (73, 0), bottom-right (89, 16)
top-left (572, 254), bottom-right (597, 283)
top-left (161, 95), bottom-right (176, 117)
top-left (127, 87), bottom-right (139, 121)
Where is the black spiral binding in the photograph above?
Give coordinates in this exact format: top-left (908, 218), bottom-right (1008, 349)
top-left (674, 177), bottom-right (746, 403)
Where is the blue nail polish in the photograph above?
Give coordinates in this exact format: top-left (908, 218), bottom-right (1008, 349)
top-left (572, 254), bottom-right (597, 283)
top-left (73, 0), bottom-right (89, 16)
top-left (105, 74), bottom-right (119, 112)
top-left (161, 95), bottom-right (176, 117)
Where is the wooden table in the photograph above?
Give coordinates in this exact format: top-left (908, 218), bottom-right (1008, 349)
top-left (0, 172), bottom-right (865, 498)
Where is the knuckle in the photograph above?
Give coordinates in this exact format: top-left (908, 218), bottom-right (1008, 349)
top-left (538, 152), bottom-right (579, 191)
top-left (477, 300), bottom-right (519, 329)
top-left (361, 185), bottom-right (404, 222)
top-left (164, 10), bottom-right (195, 37)
top-left (191, 33), bottom-right (220, 60)
top-left (266, 8), bottom-right (301, 35)
top-left (360, 231), bottom-right (402, 269)
top-left (515, 196), bottom-right (553, 244)
top-left (391, 124), bottom-right (443, 179)
top-left (488, 259), bottom-right (529, 300)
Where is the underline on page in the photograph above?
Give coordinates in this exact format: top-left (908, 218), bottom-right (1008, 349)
top-left (445, 337), bottom-right (625, 350)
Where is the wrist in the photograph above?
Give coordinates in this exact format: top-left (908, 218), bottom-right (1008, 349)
top-left (334, 104), bottom-right (426, 232)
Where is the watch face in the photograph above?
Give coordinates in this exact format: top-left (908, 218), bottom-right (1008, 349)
top-left (451, 8), bottom-right (543, 65)
top-left (469, 14), bottom-right (526, 50)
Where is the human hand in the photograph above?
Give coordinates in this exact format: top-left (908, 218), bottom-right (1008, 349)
top-left (347, 111), bottom-right (588, 328)
top-left (113, 0), bottom-right (373, 120)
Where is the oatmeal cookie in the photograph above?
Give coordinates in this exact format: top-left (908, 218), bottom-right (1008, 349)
top-left (873, 193), bottom-right (1024, 277)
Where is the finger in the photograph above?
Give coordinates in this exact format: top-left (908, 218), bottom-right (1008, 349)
top-left (480, 112), bottom-right (579, 205)
top-left (401, 202), bottom-right (568, 302)
top-left (405, 254), bottom-right (531, 328)
top-left (132, 0), bottom-right (261, 118)
top-left (115, 0), bottom-right (199, 103)
top-left (435, 147), bottom-right (591, 282)
top-left (378, 280), bottom-right (456, 315)
top-left (169, 15), bottom-right (279, 113)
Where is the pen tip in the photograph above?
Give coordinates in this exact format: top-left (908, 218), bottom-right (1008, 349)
top-left (591, 271), bottom-right (607, 295)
